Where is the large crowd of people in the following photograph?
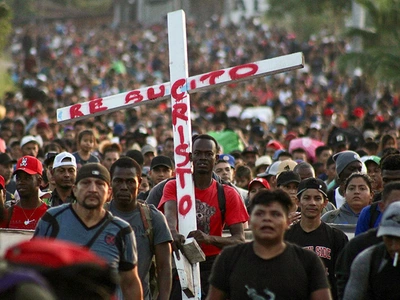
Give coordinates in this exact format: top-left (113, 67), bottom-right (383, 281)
top-left (0, 13), bottom-right (399, 300)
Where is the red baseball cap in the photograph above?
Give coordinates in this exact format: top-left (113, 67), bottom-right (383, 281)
top-left (266, 140), bottom-right (284, 151)
top-left (5, 238), bottom-right (108, 268)
top-left (353, 107), bottom-right (365, 118)
top-left (323, 107), bottom-right (334, 117)
top-left (0, 175), bottom-right (5, 189)
top-left (13, 156), bottom-right (43, 176)
top-left (248, 177), bottom-right (271, 190)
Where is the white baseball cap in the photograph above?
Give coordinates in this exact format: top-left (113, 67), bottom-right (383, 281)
top-left (257, 161), bottom-right (281, 178)
top-left (20, 135), bottom-right (42, 148)
top-left (53, 152), bottom-right (77, 169)
top-left (255, 155), bottom-right (272, 168)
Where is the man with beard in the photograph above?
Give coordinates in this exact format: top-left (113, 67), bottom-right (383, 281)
top-left (34, 163), bottom-right (143, 300)
top-left (108, 157), bottom-right (172, 300)
top-left (2, 156), bottom-right (48, 229)
top-left (158, 134), bottom-right (249, 298)
top-left (48, 152), bottom-right (77, 207)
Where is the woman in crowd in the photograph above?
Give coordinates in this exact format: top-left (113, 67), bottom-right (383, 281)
top-left (322, 173), bottom-right (373, 224)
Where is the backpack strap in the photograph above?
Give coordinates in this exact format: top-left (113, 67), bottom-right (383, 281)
top-left (216, 182), bottom-right (226, 224)
top-left (369, 202), bottom-right (381, 229)
top-left (39, 205), bottom-right (72, 238)
top-left (85, 212), bottom-right (113, 249)
top-left (138, 201), bottom-right (154, 253)
top-left (324, 209), bottom-right (340, 224)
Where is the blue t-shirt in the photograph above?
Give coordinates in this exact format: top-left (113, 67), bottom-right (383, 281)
top-left (354, 204), bottom-right (382, 236)
top-left (34, 204), bottom-right (137, 272)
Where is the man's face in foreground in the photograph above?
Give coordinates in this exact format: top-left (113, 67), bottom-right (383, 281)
top-left (250, 202), bottom-right (289, 243)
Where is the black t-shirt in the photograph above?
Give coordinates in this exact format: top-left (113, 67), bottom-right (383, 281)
top-left (335, 228), bottom-right (382, 299)
top-left (285, 222), bottom-right (349, 299)
top-left (209, 242), bottom-right (329, 300)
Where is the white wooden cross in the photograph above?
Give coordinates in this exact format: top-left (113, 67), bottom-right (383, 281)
top-left (57, 10), bottom-right (304, 299)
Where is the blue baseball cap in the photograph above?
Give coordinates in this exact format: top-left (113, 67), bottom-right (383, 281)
top-left (218, 154), bottom-right (235, 169)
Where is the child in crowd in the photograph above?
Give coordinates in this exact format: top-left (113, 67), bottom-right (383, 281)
top-left (234, 164), bottom-right (253, 190)
top-left (72, 130), bottom-right (99, 169)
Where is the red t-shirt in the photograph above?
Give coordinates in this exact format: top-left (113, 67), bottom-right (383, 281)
top-left (7, 202), bottom-right (48, 230)
top-left (159, 179), bottom-right (249, 257)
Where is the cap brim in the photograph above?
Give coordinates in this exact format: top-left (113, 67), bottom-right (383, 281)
top-left (151, 164), bottom-right (172, 170)
top-left (297, 188), bottom-right (327, 198)
top-left (257, 172), bottom-right (272, 178)
top-left (1, 159), bottom-right (17, 165)
top-left (279, 180), bottom-right (300, 186)
top-left (13, 168), bottom-right (38, 176)
top-left (377, 226), bottom-right (400, 238)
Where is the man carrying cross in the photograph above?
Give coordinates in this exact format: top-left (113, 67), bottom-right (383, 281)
top-left (158, 134), bottom-right (249, 298)
top-left (55, 10), bottom-right (304, 299)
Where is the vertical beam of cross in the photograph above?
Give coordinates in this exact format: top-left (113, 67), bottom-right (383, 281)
top-left (54, 9), bottom-right (305, 299)
top-left (168, 10), bottom-right (201, 299)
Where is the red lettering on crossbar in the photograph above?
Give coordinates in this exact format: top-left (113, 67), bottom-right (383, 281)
top-left (229, 63), bottom-right (258, 80)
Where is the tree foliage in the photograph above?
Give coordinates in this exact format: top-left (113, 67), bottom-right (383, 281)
top-left (266, 0), bottom-right (351, 40)
top-left (70, 0), bottom-right (113, 14)
top-left (337, 0), bottom-right (400, 86)
top-left (0, 2), bottom-right (12, 52)
top-left (4, 0), bottom-right (35, 21)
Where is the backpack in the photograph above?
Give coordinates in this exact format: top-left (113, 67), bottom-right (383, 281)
top-left (368, 202), bottom-right (381, 229)
top-left (137, 201), bottom-right (158, 298)
top-left (103, 200), bottom-right (160, 298)
top-left (323, 209), bottom-right (341, 224)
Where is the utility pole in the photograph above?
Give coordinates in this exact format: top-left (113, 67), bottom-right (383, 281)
top-left (351, 0), bottom-right (366, 52)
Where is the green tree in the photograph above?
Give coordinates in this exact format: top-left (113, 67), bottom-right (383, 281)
top-left (4, 0), bottom-right (35, 21)
top-left (266, 0), bottom-right (351, 41)
top-left (0, 2), bottom-right (12, 52)
top-left (70, 0), bottom-right (113, 14)
top-left (337, 0), bottom-right (400, 87)
top-left (0, 2), bottom-right (14, 99)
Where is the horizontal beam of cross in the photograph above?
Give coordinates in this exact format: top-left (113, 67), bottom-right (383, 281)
top-left (56, 52), bottom-right (304, 124)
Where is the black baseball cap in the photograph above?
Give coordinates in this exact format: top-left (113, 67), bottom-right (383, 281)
top-left (150, 156), bottom-right (173, 170)
top-left (0, 152), bottom-right (17, 165)
top-left (43, 151), bottom-right (59, 167)
top-left (297, 177), bottom-right (328, 198)
top-left (75, 163), bottom-right (110, 185)
top-left (276, 171), bottom-right (301, 187)
top-left (242, 145), bottom-right (258, 155)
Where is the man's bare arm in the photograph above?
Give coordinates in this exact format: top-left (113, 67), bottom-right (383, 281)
top-left (154, 242), bottom-right (172, 300)
top-left (164, 200), bottom-right (185, 258)
top-left (205, 285), bottom-right (227, 300)
top-left (188, 222), bottom-right (245, 249)
top-left (119, 267), bottom-right (143, 300)
top-left (310, 288), bottom-right (332, 300)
